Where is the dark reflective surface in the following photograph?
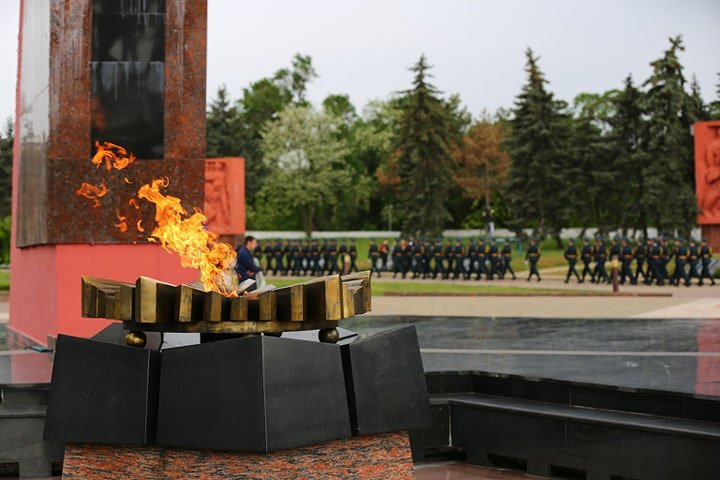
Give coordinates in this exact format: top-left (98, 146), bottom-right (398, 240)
top-left (344, 316), bottom-right (720, 398)
top-left (91, 0), bottom-right (165, 158)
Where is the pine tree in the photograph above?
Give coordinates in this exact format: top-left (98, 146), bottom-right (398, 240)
top-left (393, 55), bottom-right (457, 237)
top-left (609, 76), bottom-right (647, 236)
top-left (641, 36), bottom-right (696, 236)
top-left (710, 73), bottom-right (720, 120)
top-left (206, 86), bottom-right (241, 158)
top-left (504, 48), bottom-right (573, 245)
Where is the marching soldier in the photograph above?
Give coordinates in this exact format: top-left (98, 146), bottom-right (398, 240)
top-left (525, 238), bottom-right (541, 281)
top-left (319, 239), bottom-right (328, 275)
top-left (422, 240), bottom-right (433, 278)
top-left (443, 239), bottom-right (454, 279)
top-left (501, 238), bottom-right (517, 280)
top-left (564, 238), bottom-right (580, 283)
top-left (476, 238), bottom-right (488, 280)
top-left (411, 240), bottom-right (423, 278)
top-left (465, 239), bottom-right (478, 280)
top-left (273, 238), bottom-right (285, 276)
top-left (379, 239), bottom-right (389, 272)
top-left (609, 237), bottom-right (622, 262)
top-left (349, 239), bottom-right (359, 273)
top-left (699, 239), bottom-right (716, 286)
top-left (301, 240), bottom-right (311, 276)
top-left (338, 239), bottom-right (349, 273)
top-left (593, 239), bottom-right (609, 284)
top-left (633, 238), bottom-right (647, 285)
top-left (263, 240), bottom-right (274, 273)
top-left (392, 239), bottom-right (405, 279)
top-left (368, 239), bottom-right (380, 278)
top-left (452, 239), bottom-right (465, 280)
top-left (660, 238), bottom-right (671, 282)
top-left (619, 238), bottom-right (634, 285)
top-left (326, 238), bottom-right (338, 275)
top-left (688, 239), bottom-right (700, 285)
top-left (580, 238), bottom-right (595, 283)
top-left (253, 240), bottom-right (264, 265)
top-left (488, 238), bottom-right (500, 280)
top-left (671, 239), bottom-right (689, 287)
top-left (647, 238), bottom-right (664, 286)
top-left (431, 239), bottom-right (444, 279)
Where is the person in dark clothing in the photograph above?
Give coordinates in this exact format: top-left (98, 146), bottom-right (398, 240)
top-left (593, 239), bottom-right (609, 284)
top-left (452, 239), bottom-right (465, 280)
top-left (368, 239), bottom-right (380, 278)
top-left (525, 238), bottom-right (541, 281)
top-left (338, 239), bottom-right (349, 273)
top-left (688, 239), bottom-right (700, 285)
top-left (619, 238), bottom-right (634, 285)
top-left (263, 241), bottom-right (274, 272)
top-left (580, 238), bottom-right (595, 284)
top-left (272, 239), bottom-right (285, 276)
top-left (348, 240), bottom-right (359, 273)
top-left (501, 238), bottom-right (517, 280)
top-left (564, 238), bottom-right (580, 283)
top-left (379, 240), bottom-right (389, 272)
top-left (326, 239), bottom-right (339, 275)
top-left (699, 239), bottom-right (716, 286)
top-left (392, 240), bottom-right (404, 279)
top-left (432, 239), bottom-right (445, 279)
top-left (476, 239), bottom-right (488, 280)
top-left (487, 238), bottom-right (500, 280)
top-left (633, 238), bottom-right (647, 285)
top-left (234, 236), bottom-right (263, 291)
top-left (672, 239), bottom-right (690, 287)
top-left (443, 240), bottom-right (454, 279)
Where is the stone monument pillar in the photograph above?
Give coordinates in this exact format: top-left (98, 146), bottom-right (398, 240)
top-left (694, 120), bottom-right (720, 251)
top-left (10, 0), bottom-right (208, 347)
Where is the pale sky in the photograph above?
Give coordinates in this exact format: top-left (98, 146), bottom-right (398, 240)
top-left (0, 0), bottom-right (718, 124)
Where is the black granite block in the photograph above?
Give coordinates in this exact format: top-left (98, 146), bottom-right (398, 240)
top-left (156, 335), bottom-right (351, 452)
top-left (44, 335), bottom-right (160, 445)
top-left (341, 325), bottom-right (432, 436)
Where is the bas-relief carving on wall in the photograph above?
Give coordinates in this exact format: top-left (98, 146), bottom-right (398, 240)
top-left (203, 158), bottom-right (245, 235)
top-left (204, 160), bottom-right (230, 228)
top-left (695, 122), bottom-right (720, 225)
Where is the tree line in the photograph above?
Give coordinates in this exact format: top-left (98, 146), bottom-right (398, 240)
top-left (207, 36), bottom-right (720, 240)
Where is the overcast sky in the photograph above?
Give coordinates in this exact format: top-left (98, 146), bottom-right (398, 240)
top-left (0, 0), bottom-right (718, 124)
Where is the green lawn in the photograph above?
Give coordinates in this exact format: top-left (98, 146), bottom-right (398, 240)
top-left (267, 277), bottom-right (594, 296)
top-left (0, 270), bottom-right (8, 290)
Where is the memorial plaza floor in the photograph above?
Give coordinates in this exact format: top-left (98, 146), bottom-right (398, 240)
top-left (1, 274), bottom-right (719, 479)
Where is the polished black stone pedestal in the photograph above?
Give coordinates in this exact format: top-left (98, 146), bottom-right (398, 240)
top-left (44, 335), bottom-right (160, 445)
top-left (42, 327), bottom-right (431, 456)
top-left (156, 335), bottom-right (352, 452)
top-left (341, 326), bottom-right (432, 435)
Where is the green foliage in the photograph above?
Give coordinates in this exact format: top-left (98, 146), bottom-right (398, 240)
top-left (0, 119), bottom-right (13, 219)
top-left (641, 36), bottom-right (697, 236)
top-left (0, 216), bottom-right (10, 265)
top-left (393, 55), bottom-right (462, 237)
top-left (504, 48), bottom-right (573, 242)
top-left (259, 105), bottom-right (368, 236)
top-left (711, 73), bottom-right (720, 120)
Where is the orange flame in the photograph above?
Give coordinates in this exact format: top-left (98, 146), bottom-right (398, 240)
top-left (114, 210), bottom-right (128, 233)
top-left (128, 198), bottom-right (140, 210)
top-left (75, 181), bottom-right (108, 208)
top-left (137, 178), bottom-right (237, 296)
top-left (136, 219), bottom-right (144, 232)
top-left (92, 141), bottom-right (136, 171)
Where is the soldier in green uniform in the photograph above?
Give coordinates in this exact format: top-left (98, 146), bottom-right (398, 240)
top-left (633, 238), bottom-right (647, 285)
top-left (368, 239), bottom-right (380, 278)
top-left (699, 239), bottom-right (716, 286)
top-left (525, 238), bottom-right (541, 282)
top-left (593, 239), bottom-right (609, 284)
top-left (263, 241), bottom-right (274, 273)
top-left (452, 239), bottom-right (465, 280)
top-left (647, 239), bottom-right (665, 286)
top-left (443, 239), bottom-right (454, 280)
top-left (273, 238), bottom-right (285, 276)
top-left (619, 238), bottom-right (634, 285)
top-left (488, 238), bottom-right (500, 280)
top-left (501, 238), bottom-right (517, 280)
top-left (580, 238), bottom-right (594, 283)
top-left (672, 239), bottom-right (690, 287)
top-left (476, 238), bottom-right (488, 280)
top-left (326, 239), bottom-right (338, 275)
top-left (564, 238), bottom-right (580, 283)
top-left (432, 239), bottom-right (445, 279)
top-left (349, 239), bottom-right (359, 273)
top-left (688, 239), bottom-right (700, 285)
top-left (392, 239), bottom-right (405, 279)
top-left (465, 239), bottom-right (477, 280)
top-left (422, 240), bottom-right (433, 279)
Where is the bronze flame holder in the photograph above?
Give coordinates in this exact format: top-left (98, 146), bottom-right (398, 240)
top-left (81, 271), bottom-right (371, 344)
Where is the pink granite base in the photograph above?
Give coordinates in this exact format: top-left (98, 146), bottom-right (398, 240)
top-left (61, 431), bottom-right (415, 479)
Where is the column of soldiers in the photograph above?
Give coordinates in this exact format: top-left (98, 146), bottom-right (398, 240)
top-left (386, 237), bottom-right (525, 280)
top-left (253, 238), bottom-right (360, 277)
top-left (565, 237), bottom-right (716, 287)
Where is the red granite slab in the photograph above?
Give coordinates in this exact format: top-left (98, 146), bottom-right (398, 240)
top-left (62, 431), bottom-right (415, 479)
